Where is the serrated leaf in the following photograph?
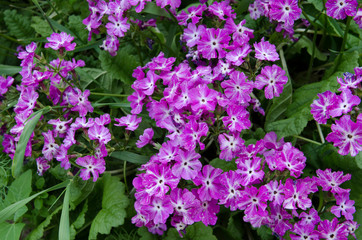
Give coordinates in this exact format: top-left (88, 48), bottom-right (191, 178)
top-left (99, 45), bottom-right (140, 86)
top-left (69, 177), bottom-right (95, 209)
top-left (59, 184), bottom-right (71, 240)
top-left (265, 108), bottom-right (310, 139)
top-left (209, 158), bottom-right (237, 172)
top-left (12, 109), bottom-right (44, 178)
top-left (89, 174), bottom-right (129, 240)
top-left (0, 222), bottom-right (25, 240)
top-left (110, 151), bottom-right (149, 164)
top-left (137, 227), bottom-right (158, 240)
top-left (31, 16), bottom-right (53, 37)
top-left (5, 170), bottom-right (32, 204)
top-left (68, 15), bottom-right (88, 42)
top-left (165, 222), bottom-right (217, 240)
top-left (3, 9), bottom-right (34, 39)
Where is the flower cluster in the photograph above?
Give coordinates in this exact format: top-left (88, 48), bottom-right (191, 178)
top-left (311, 68), bottom-right (362, 156)
top-left (106, 1), bottom-right (360, 236)
top-left (1, 32), bottom-right (111, 181)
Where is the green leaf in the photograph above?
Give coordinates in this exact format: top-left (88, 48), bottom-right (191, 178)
top-left (48, 18), bottom-right (77, 37)
top-left (142, 2), bottom-right (170, 17)
top-left (209, 158), bottom-right (237, 172)
top-left (28, 205), bottom-right (62, 240)
top-left (3, 9), bottom-right (34, 39)
top-left (68, 15), bottom-right (88, 42)
top-left (110, 151), bottom-right (149, 164)
top-left (0, 180), bottom-right (69, 223)
top-left (288, 35), bottom-right (327, 61)
top-left (227, 214), bottom-right (245, 240)
top-left (5, 169), bottom-right (32, 204)
top-left (69, 177), bottom-right (95, 209)
top-left (0, 64), bottom-right (22, 75)
top-left (99, 45), bottom-right (140, 86)
top-left (137, 227), bottom-right (158, 240)
top-left (265, 108), bottom-right (310, 139)
top-left (59, 184), bottom-right (71, 240)
top-left (354, 208), bottom-right (362, 238)
top-left (31, 16), bottom-right (53, 37)
top-left (256, 225), bottom-right (273, 240)
top-left (70, 201), bottom-right (88, 240)
top-left (89, 174), bottom-right (129, 240)
top-left (165, 222), bottom-right (217, 240)
top-left (0, 222), bottom-right (25, 240)
top-left (307, 0), bottom-right (324, 11)
top-left (12, 109), bottom-right (43, 178)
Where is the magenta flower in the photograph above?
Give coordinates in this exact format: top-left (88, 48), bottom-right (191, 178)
top-left (176, 5), bottom-right (206, 26)
top-left (170, 188), bottom-right (200, 225)
top-left (265, 180), bottom-right (284, 206)
top-left (326, 115), bottom-right (362, 156)
top-left (193, 165), bottom-right (223, 201)
top-left (136, 128), bottom-right (154, 148)
top-left (36, 157), bottom-right (50, 176)
top-left (183, 23), bottom-right (205, 48)
top-left (317, 218), bottom-right (349, 239)
top-left (129, 0), bottom-right (152, 13)
top-left (48, 118), bottom-right (73, 137)
top-left (269, 0), bottom-right (302, 25)
top-left (76, 155), bottom-right (106, 182)
top-left (226, 44), bottom-right (252, 66)
top-left (181, 118), bottom-right (208, 150)
top-left (42, 130), bottom-right (59, 161)
top-left (55, 145), bottom-right (71, 170)
top-left (237, 157), bottom-right (264, 186)
top-left (189, 84), bottom-right (218, 112)
top-left (197, 28), bottom-right (230, 59)
top-left (331, 192), bottom-right (356, 220)
top-left (208, 1), bottom-right (235, 20)
top-left (133, 70), bottom-right (159, 96)
top-left (337, 72), bottom-right (362, 91)
top-left (283, 178), bottom-right (312, 210)
top-left (145, 196), bottom-right (174, 224)
top-left (354, 9), bottom-right (362, 28)
top-left (106, 14), bottom-right (130, 37)
top-left (279, 143), bottom-right (306, 178)
top-left (314, 168), bottom-right (351, 194)
top-left (218, 171), bottom-right (242, 211)
top-left (329, 89), bottom-right (361, 117)
top-left (290, 221), bottom-right (319, 240)
top-left (249, 2), bottom-right (263, 19)
top-left (88, 124), bottom-right (111, 144)
top-left (311, 91), bottom-right (339, 124)
top-left (326, 0), bottom-right (358, 20)
top-left (14, 87), bottom-right (39, 114)
top-left (239, 186), bottom-right (268, 216)
top-left (2, 134), bottom-right (16, 159)
top-left (67, 88), bottom-right (94, 117)
top-left (255, 64), bottom-right (288, 99)
top-left (157, 141), bottom-right (179, 163)
top-left (224, 18), bottom-right (254, 45)
top-left (45, 32), bottom-right (76, 51)
top-left (192, 189), bottom-right (219, 226)
top-left (218, 133), bottom-right (243, 161)
top-left (254, 38), bottom-right (279, 61)
top-left (0, 76), bottom-right (14, 96)
top-left (269, 204), bottom-right (293, 236)
top-left (222, 104), bottom-right (251, 133)
top-left (114, 114), bottom-right (142, 131)
top-left (128, 89), bottom-right (146, 114)
top-left (299, 208), bottom-right (320, 226)
top-left (172, 149), bottom-right (201, 180)
top-left (221, 71), bottom-right (253, 104)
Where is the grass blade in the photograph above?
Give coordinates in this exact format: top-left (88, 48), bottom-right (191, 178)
top-left (59, 183), bottom-right (70, 240)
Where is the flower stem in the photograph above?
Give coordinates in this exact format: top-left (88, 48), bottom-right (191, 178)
top-left (316, 121), bottom-right (325, 144)
top-left (292, 135), bottom-right (322, 145)
top-left (89, 92), bottom-right (129, 97)
top-left (307, 25), bottom-right (318, 80)
top-left (333, 16), bottom-right (352, 72)
top-left (123, 160), bottom-right (129, 194)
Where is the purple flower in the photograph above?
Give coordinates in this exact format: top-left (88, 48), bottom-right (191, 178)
top-left (144, 196), bottom-right (173, 224)
top-left (329, 89), bottom-right (361, 117)
top-left (170, 188), bottom-right (200, 225)
top-left (221, 71), bottom-right (253, 104)
top-left (2, 134), bottom-right (16, 159)
top-left (249, 2), bottom-right (263, 19)
top-left (55, 144), bottom-right (71, 170)
top-left (269, 204), bottom-right (293, 236)
top-left (183, 23), bottom-right (205, 48)
top-left (326, 0), bottom-right (358, 20)
top-left (189, 84), bottom-right (218, 112)
top-left (326, 115), bottom-right (362, 156)
top-left (36, 157), bottom-right (50, 176)
top-left (114, 114), bottom-right (142, 131)
top-left (317, 218), bottom-right (349, 239)
top-left (208, 1), bottom-right (235, 20)
top-left (136, 128), bottom-right (154, 148)
top-left (0, 76), bottom-right (14, 96)
top-left (128, 0), bottom-right (151, 13)
top-left (222, 104), bottom-right (251, 132)
top-left (269, 0), bottom-right (302, 25)
top-left (354, 8), bottom-right (362, 28)
top-left (310, 91), bottom-right (339, 124)
top-left (299, 208), bottom-right (320, 226)
top-left (157, 141), bottom-right (178, 163)
top-left (290, 221), bottom-right (319, 240)
top-left (254, 38), bottom-right (279, 61)
top-left (197, 28), bottom-right (230, 60)
top-left (224, 18), bottom-right (254, 46)
top-left (94, 113), bottom-right (111, 126)
top-left (48, 118), bottom-right (73, 137)
top-left (239, 186), bottom-right (268, 216)
top-left (172, 149), bottom-right (201, 180)
top-left (265, 180), bottom-right (285, 206)
top-left (42, 130), bottom-right (59, 161)
top-left (176, 5), bottom-right (206, 26)
top-left (218, 133), bottom-right (243, 161)
top-left (218, 171), bottom-right (242, 211)
top-left (128, 89), bottom-right (146, 114)
top-left (193, 165), bottom-right (223, 201)
top-left (106, 14), bottom-right (130, 38)
top-left (45, 32), bottom-right (76, 51)
top-left (237, 157), bottom-right (264, 187)
top-left (314, 168), bottom-right (351, 194)
top-left (283, 178), bottom-right (312, 210)
top-left (225, 44), bottom-right (252, 66)
top-left (337, 72), bottom-right (362, 91)
top-left (14, 87), bottom-right (39, 114)
top-left (133, 70), bottom-right (159, 96)
top-left (255, 64), bottom-right (288, 99)
top-left (181, 118), bottom-right (208, 151)
top-left (66, 88), bottom-right (94, 117)
top-left (88, 124), bottom-right (111, 144)
top-left (331, 192), bottom-right (356, 220)
top-left (76, 155), bottom-right (106, 182)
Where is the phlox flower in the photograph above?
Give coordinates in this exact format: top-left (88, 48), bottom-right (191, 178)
top-left (36, 157), bottom-right (50, 176)
top-left (0, 76), bottom-right (14, 96)
top-left (239, 186), bottom-right (269, 216)
top-left (176, 5), bottom-right (206, 26)
top-left (265, 180), bottom-right (284, 206)
top-left (269, 0), bottom-right (301, 26)
top-left (45, 32), bottom-right (76, 51)
top-left (114, 114), bottom-right (142, 131)
top-left (128, 89), bottom-right (146, 114)
top-left (144, 196), bottom-right (174, 224)
top-left (197, 28), bottom-right (230, 59)
top-left (226, 44), bottom-right (252, 66)
top-left (146, 222), bottom-right (167, 235)
top-left (254, 38), bottom-right (279, 61)
top-left (94, 113), bottom-right (111, 126)
top-left (66, 88), bottom-right (94, 117)
top-left (192, 189), bottom-right (219, 226)
top-left (55, 144), bottom-right (71, 170)
top-left (193, 165), bottom-right (224, 201)
top-left (222, 104), bottom-right (251, 133)
top-left (290, 221), bottom-right (319, 240)
top-left (14, 87), bottom-right (38, 114)
top-left (2, 134), bottom-right (16, 159)
top-left (105, 14), bottom-right (130, 38)
top-left (354, 9), bottom-right (362, 28)
top-left (315, 168), bottom-right (351, 195)
top-left (325, 115), bottom-right (362, 156)
top-left (132, 70), bottom-right (159, 95)
top-left (283, 178), bottom-right (312, 210)
top-left (299, 208), bottom-right (320, 226)
top-left (208, 1), bottom-right (235, 20)
top-left (236, 157), bottom-right (264, 186)
top-left (71, 117), bottom-right (94, 130)
top-left (48, 118), bottom-right (73, 137)
top-left (128, 0), bottom-right (151, 13)
top-left (170, 188), bottom-right (200, 225)
top-left (329, 89), bottom-right (361, 117)
top-left (218, 133), bottom-right (243, 161)
top-left (337, 72), bottom-right (362, 91)
top-left (224, 18), bottom-right (254, 46)
top-left (317, 218), bottom-right (349, 239)
top-left (310, 91), bottom-right (339, 124)
top-left (255, 64), bottom-right (288, 99)
top-left (248, 1), bottom-right (263, 19)
top-left (157, 141), bottom-right (178, 163)
top-left (42, 130), bottom-right (59, 161)
top-left (268, 204), bottom-right (293, 236)
top-left (326, 0), bottom-right (358, 20)
top-left (88, 124), bottom-right (111, 144)
top-left (155, 0), bottom-right (181, 9)
top-left (183, 23), bottom-right (205, 48)
top-left (76, 155), bottom-right (106, 182)
top-left (136, 128), bottom-right (154, 148)
top-left (171, 149), bottom-right (201, 180)
top-left (331, 192), bottom-right (356, 220)
top-left (221, 71), bottom-right (253, 104)
top-left (278, 142), bottom-right (306, 178)
top-left (218, 171), bottom-right (243, 211)
top-left (181, 118), bottom-right (208, 150)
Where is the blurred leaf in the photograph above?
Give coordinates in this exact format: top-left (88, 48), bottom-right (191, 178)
top-left (59, 184), bottom-right (71, 240)
top-left (165, 222), bottom-right (217, 240)
top-left (288, 35), bottom-right (327, 61)
top-left (70, 201), bottom-right (88, 240)
top-left (68, 15), bottom-right (88, 42)
top-left (31, 16), bottom-right (53, 37)
top-left (256, 225), bottom-right (274, 240)
top-left (5, 170), bottom-right (32, 204)
top-left (142, 2), bottom-right (170, 17)
top-left (307, 0), bottom-right (324, 11)
top-left (110, 151), bottom-right (149, 164)
top-left (3, 9), bottom-right (34, 39)
top-left (137, 227), bottom-right (158, 240)
top-left (48, 18), bottom-right (77, 37)
top-left (0, 64), bottom-right (22, 75)
top-left (28, 205), bottom-right (62, 240)
top-left (69, 177), bottom-right (95, 209)
top-left (0, 222), bottom-right (25, 240)
top-left (12, 109), bottom-right (43, 178)
top-left (227, 214), bottom-right (245, 240)
top-left (209, 158), bottom-right (237, 172)
top-left (89, 174), bottom-right (129, 240)
top-left (354, 209), bottom-right (362, 238)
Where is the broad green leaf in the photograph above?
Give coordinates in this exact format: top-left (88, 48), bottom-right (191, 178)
top-left (89, 174), bottom-right (129, 240)
top-left (59, 184), bottom-right (71, 240)
top-left (227, 214), bottom-right (245, 240)
top-left (0, 222), bottom-right (25, 240)
top-left (68, 15), bottom-right (88, 42)
top-left (31, 16), bottom-right (53, 37)
top-left (99, 45), bottom-right (140, 86)
top-left (256, 225), bottom-right (273, 240)
top-left (307, 0), bottom-right (324, 11)
top-left (28, 205), bottom-right (62, 240)
top-left (209, 158), bottom-right (237, 172)
top-left (0, 180), bottom-right (69, 223)
top-left (142, 2), bottom-right (170, 17)
top-left (69, 177), bottom-right (95, 209)
top-left (12, 109), bottom-right (43, 178)
top-left (165, 222), bottom-right (217, 240)
top-left (287, 35), bottom-right (327, 61)
top-left (265, 108), bottom-right (310, 139)
top-left (343, 171), bottom-right (362, 208)
top-left (0, 64), bottom-right (22, 75)
top-left (5, 170), bottom-right (32, 204)
top-left (354, 209), bottom-right (362, 238)
top-left (110, 151), bottom-right (149, 164)
top-left (48, 19), bottom-right (77, 37)
top-left (137, 227), bottom-right (158, 240)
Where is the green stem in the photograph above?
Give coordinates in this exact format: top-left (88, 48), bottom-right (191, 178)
top-left (123, 160), bottom-right (129, 194)
top-left (292, 135), bottom-right (322, 145)
top-left (32, 0), bottom-right (56, 33)
top-left (333, 16), bottom-right (352, 72)
top-left (89, 92), bottom-right (129, 97)
top-left (307, 26), bottom-right (318, 80)
top-left (316, 121), bottom-right (325, 144)
top-left (317, 190), bottom-right (324, 212)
